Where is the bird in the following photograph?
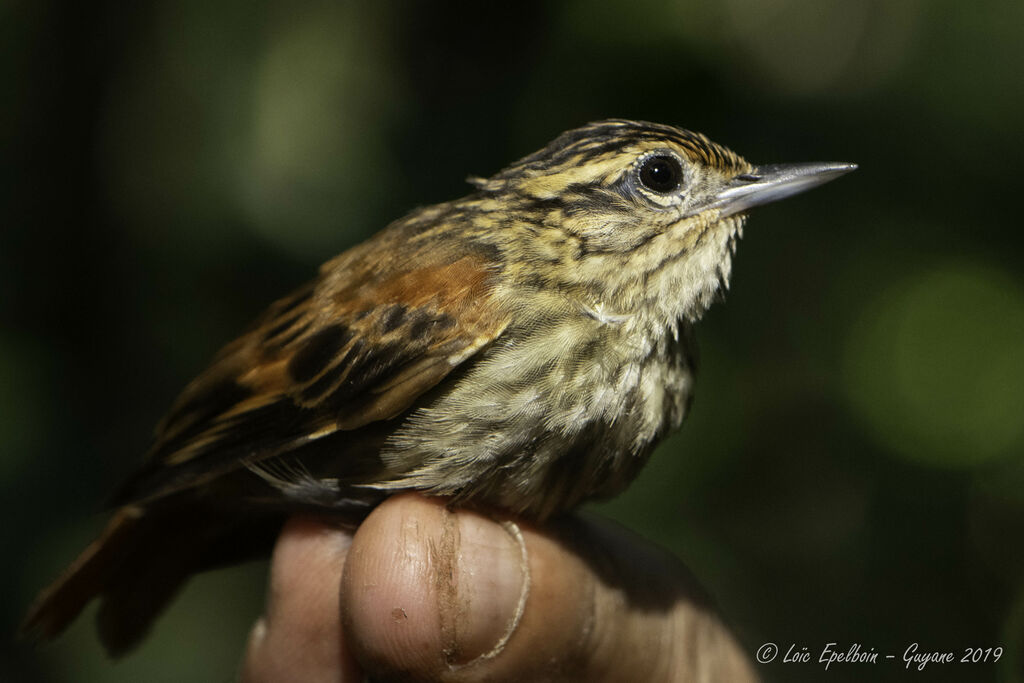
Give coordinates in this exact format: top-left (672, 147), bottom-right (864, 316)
top-left (21, 119), bottom-right (855, 655)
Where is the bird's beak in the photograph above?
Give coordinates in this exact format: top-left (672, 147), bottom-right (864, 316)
top-left (705, 162), bottom-right (857, 218)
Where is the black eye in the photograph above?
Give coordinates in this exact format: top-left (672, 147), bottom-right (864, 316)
top-left (637, 154), bottom-right (683, 194)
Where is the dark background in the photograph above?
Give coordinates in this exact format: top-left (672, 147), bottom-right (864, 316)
top-left (4, 1), bottom-right (1023, 681)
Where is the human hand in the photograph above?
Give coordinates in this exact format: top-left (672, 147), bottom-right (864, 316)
top-left (240, 493), bottom-right (758, 682)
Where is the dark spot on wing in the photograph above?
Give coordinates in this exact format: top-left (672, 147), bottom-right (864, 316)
top-left (327, 340), bottom-right (410, 407)
top-left (406, 309), bottom-right (455, 340)
top-left (298, 339), bottom-right (366, 403)
top-left (288, 324), bottom-right (353, 382)
top-left (379, 304), bottom-right (407, 333)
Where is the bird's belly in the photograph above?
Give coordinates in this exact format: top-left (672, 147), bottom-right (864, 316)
top-left (377, 322), bottom-right (697, 519)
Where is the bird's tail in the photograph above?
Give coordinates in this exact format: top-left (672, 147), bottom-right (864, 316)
top-left (20, 502), bottom-right (280, 656)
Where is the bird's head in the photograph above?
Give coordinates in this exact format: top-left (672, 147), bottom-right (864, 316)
top-left (468, 119), bottom-right (855, 325)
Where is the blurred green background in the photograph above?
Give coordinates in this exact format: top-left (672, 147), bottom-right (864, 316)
top-left (4, 0), bottom-right (1023, 681)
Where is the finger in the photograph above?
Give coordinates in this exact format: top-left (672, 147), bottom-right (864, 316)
top-left (240, 517), bottom-right (363, 683)
top-left (341, 494), bottom-right (758, 682)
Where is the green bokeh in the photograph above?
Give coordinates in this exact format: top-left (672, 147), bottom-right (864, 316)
top-left (845, 262), bottom-right (1024, 467)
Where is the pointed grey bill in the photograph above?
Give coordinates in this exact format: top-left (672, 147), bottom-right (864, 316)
top-left (704, 162), bottom-right (857, 218)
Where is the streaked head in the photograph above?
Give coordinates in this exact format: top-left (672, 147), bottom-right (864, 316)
top-left (475, 119), bottom-right (855, 321)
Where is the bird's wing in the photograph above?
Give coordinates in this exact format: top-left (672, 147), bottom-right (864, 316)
top-left (112, 235), bottom-right (507, 505)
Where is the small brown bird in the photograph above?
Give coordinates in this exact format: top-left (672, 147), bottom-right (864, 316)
top-left (22, 119), bottom-right (854, 655)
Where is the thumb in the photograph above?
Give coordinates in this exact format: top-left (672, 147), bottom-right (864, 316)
top-left (342, 494), bottom-right (758, 682)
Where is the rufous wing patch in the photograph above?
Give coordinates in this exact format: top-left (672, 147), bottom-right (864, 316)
top-left (112, 249), bottom-right (507, 506)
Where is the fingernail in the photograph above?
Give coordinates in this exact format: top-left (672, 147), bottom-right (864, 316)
top-left (239, 617), bottom-right (267, 681)
top-left (436, 511), bottom-right (529, 666)
top-left (247, 616), bottom-right (267, 649)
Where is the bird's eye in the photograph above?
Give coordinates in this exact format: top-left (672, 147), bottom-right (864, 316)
top-left (637, 154), bottom-right (683, 194)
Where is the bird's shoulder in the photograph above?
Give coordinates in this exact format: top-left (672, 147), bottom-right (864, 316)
top-left (113, 219), bottom-right (510, 505)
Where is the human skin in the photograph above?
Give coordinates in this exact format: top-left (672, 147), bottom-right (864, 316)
top-left (240, 493), bottom-right (759, 682)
